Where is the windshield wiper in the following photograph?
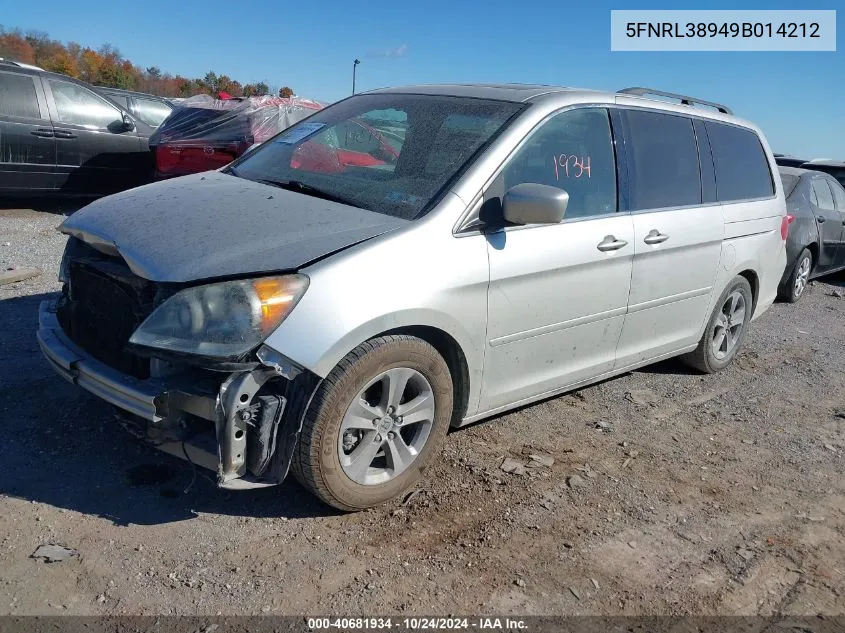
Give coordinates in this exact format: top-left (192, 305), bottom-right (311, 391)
top-left (254, 178), bottom-right (361, 208)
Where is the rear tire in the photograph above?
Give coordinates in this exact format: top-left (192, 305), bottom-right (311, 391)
top-left (778, 248), bottom-right (812, 303)
top-left (682, 276), bottom-right (753, 374)
top-left (292, 335), bottom-right (453, 511)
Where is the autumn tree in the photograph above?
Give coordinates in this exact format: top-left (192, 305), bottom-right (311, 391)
top-left (66, 42), bottom-right (82, 61)
top-left (278, 86), bottom-right (294, 98)
top-left (202, 71), bottom-right (219, 93)
top-left (41, 49), bottom-right (78, 76)
top-left (24, 30), bottom-right (61, 64)
top-left (78, 48), bottom-right (105, 83)
top-left (0, 25), bottom-right (276, 100)
top-left (216, 75), bottom-right (243, 97)
top-left (0, 28), bottom-right (37, 64)
top-left (173, 76), bottom-right (192, 97)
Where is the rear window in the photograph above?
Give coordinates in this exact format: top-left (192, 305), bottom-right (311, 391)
top-left (0, 72), bottom-right (41, 119)
top-left (779, 172), bottom-right (800, 198)
top-left (706, 122), bottom-right (774, 202)
top-left (151, 107), bottom-right (249, 144)
top-left (623, 110), bottom-right (701, 210)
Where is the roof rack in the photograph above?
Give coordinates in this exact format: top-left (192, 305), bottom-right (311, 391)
top-left (618, 87), bottom-right (732, 115)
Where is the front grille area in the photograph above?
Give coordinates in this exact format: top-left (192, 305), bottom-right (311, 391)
top-left (58, 259), bottom-right (157, 379)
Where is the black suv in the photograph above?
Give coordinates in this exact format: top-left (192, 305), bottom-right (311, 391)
top-left (95, 87), bottom-right (174, 128)
top-left (0, 60), bottom-right (155, 195)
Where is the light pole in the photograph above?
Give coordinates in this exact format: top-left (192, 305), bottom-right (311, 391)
top-left (352, 59), bottom-right (360, 95)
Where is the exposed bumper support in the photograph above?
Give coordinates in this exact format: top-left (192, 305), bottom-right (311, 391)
top-left (38, 301), bottom-right (167, 422)
top-left (215, 369), bottom-right (277, 483)
top-left (37, 300), bottom-right (320, 489)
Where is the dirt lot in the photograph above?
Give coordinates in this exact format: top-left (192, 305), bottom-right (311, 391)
top-left (1, 206), bottom-right (843, 617)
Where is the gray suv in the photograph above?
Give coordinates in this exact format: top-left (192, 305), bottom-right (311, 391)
top-left (38, 84), bottom-right (787, 510)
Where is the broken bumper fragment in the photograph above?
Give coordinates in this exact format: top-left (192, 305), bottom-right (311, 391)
top-left (37, 300), bottom-right (319, 489)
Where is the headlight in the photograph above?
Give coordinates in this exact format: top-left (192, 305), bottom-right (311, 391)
top-left (129, 274), bottom-right (308, 358)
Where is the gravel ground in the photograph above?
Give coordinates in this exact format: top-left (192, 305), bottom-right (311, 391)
top-left (0, 206), bottom-right (843, 616)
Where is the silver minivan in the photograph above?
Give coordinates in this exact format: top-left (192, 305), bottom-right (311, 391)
top-left (39, 84), bottom-right (788, 510)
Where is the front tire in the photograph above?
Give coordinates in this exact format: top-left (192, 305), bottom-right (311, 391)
top-left (292, 335), bottom-right (453, 511)
top-left (682, 276), bottom-right (753, 374)
top-left (778, 248), bottom-right (812, 303)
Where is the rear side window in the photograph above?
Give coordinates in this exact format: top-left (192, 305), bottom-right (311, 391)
top-left (830, 180), bottom-right (845, 212)
top-left (706, 122), bottom-right (774, 202)
top-left (134, 97), bottom-right (172, 127)
top-left (623, 110), bottom-right (701, 210)
top-left (0, 72), bottom-right (41, 119)
top-left (812, 178), bottom-right (835, 211)
top-left (102, 92), bottom-right (129, 109)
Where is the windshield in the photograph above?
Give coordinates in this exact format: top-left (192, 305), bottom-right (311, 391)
top-left (227, 93), bottom-right (524, 219)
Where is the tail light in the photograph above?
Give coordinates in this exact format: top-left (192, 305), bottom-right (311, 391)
top-left (154, 143), bottom-right (241, 178)
top-left (781, 215), bottom-right (793, 240)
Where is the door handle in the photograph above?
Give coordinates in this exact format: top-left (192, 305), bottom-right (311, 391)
top-left (816, 216), bottom-right (826, 223)
top-left (54, 130), bottom-right (78, 139)
top-left (597, 235), bottom-right (628, 252)
top-left (643, 229), bottom-right (670, 245)
top-left (30, 128), bottom-right (54, 138)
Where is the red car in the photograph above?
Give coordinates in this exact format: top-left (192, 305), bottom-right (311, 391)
top-left (149, 95), bottom-right (324, 178)
top-left (291, 119), bottom-right (401, 173)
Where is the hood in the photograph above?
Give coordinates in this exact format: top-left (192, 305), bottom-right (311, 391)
top-left (60, 172), bottom-right (408, 283)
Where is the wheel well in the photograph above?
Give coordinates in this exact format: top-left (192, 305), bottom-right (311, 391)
top-left (383, 325), bottom-right (470, 427)
top-left (738, 269), bottom-right (759, 316)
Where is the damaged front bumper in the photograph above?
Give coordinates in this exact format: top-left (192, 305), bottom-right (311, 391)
top-left (37, 300), bottom-right (320, 489)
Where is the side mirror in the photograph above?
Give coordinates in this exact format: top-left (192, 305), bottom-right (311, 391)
top-left (120, 113), bottom-right (135, 131)
top-left (503, 183), bottom-right (569, 225)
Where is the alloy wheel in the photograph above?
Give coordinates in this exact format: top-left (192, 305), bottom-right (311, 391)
top-left (338, 367), bottom-right (435, 485)
top-left (794, 256), bottom-right (811, 298)
top-left (712, 290), bottom-right (747, 360)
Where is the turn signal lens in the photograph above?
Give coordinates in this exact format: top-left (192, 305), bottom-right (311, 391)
top-left (253, 276), bottom-right (308, 332)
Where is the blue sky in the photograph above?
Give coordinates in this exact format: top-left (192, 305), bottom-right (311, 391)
top-left (3, 0), bottom-right (842, 157)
